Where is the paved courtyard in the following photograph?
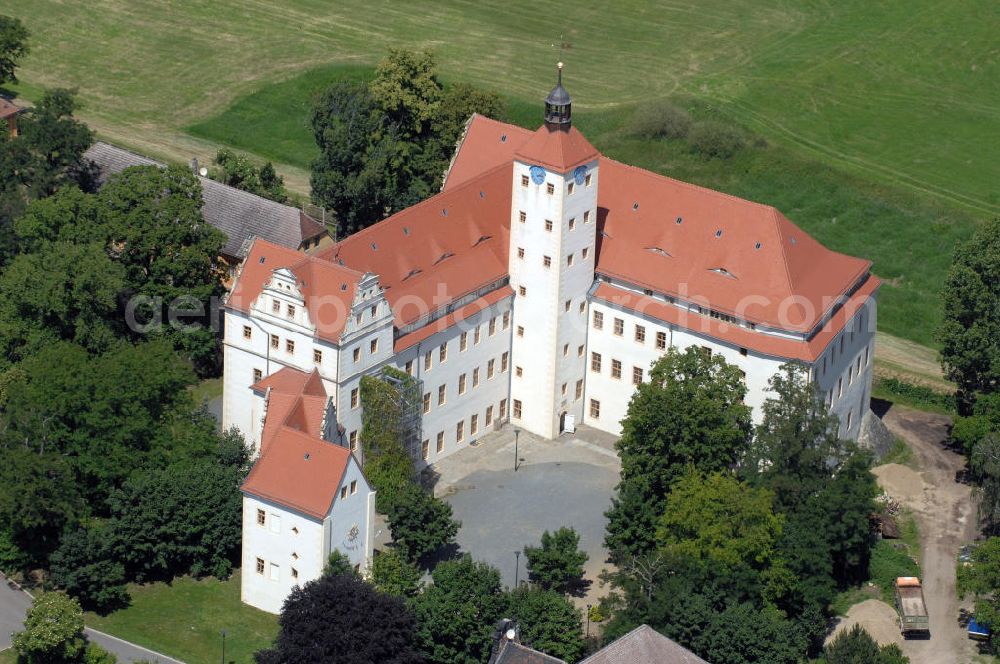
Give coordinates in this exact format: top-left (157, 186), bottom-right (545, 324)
top-left (430, 424), bottom-right (621, 604)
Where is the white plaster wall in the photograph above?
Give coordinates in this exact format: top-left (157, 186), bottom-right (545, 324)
top-left (508, 157), bottom-right (598, 438)
top-left (395, 300), bottom-right (513, 466)
top-left (583, 300), bottom-right (788, 436)
top-left (241, 495), bottom-right (324, 615)
top-left (814, 294), bottom-right (878, 440)
top-left (325, 457), bottom-right (375, 571)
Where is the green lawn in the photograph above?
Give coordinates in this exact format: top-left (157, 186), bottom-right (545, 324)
top-left (2, 0), bottom-right (994, 348)
top-left (189, 377), bottom-right (223, 407)
top-left (85, 574), bottom-right (278, 664)
top-left (0, 649), bottom-right (15, 664)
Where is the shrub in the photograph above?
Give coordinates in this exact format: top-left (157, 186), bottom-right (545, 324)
top-left (688, 121), bottom-right (746, 159)
top-left (628, 101), bottom-right (691, 140)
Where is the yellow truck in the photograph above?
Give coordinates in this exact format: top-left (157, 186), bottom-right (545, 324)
top-left (894, 576), bottom-right (929, 636)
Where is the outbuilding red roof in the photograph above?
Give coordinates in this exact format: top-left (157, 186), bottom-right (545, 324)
top-left (242, 366), bottom-right (349, 519)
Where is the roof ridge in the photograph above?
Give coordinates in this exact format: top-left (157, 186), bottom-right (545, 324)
top-left (770, 206), bottom-right (797, 301)
top-left (601, 156), bottom-right (778, 212)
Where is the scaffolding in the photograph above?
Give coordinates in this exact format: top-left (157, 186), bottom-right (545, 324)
top-left (376, 367), bottom-right (424, 464)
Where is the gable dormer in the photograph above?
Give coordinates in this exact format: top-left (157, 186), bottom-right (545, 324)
top-left (254, 267), bottom-right (315, 332)
top-left (341, 272), bottom-right (391, 340)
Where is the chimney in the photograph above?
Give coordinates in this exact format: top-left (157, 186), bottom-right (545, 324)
top-left (190, 157), bottom-right (199, 175)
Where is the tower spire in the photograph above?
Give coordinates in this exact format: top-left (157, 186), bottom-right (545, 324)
top-left (544, 62), bottom-right (572, 129)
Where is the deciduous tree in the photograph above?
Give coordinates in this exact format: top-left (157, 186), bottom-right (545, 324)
top-left (0, 15), bottom-right (29, 86)
top-left (384, 482), bottom-right (459, 565)
top-left (49, 524), bottom-right (129, 613)
top-left (504, 586), bottom-right (584, 662)
top-left (256, 573), bottom-right (423, 664)
top-left (523, 527), bottom-right (588, 594)
top-left (12, 592), bottom-right (88, 664)
top-left (823, 624), bottom-right (909, 663)
top-left (605, 346), bottom-right (752, 559)
top-left (371, 549), bottom-right (422, 598)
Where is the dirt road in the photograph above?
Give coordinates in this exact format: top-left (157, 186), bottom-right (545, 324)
top-left (871, 405), bottom-right (980, 663)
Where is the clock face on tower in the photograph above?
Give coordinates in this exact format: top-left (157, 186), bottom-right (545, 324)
top-left (529, 165), bottom-right (546, 185)
top-left (573, 165), bottom-right (588, 185)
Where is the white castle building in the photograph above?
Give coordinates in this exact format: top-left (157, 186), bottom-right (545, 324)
top-left (224, 68), bottom-right (877, 611)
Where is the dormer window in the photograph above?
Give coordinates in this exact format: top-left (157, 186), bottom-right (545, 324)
top-left (272, 300), bottom-right (280, 313)
top-left (287, 304), bottom-right (295, 318)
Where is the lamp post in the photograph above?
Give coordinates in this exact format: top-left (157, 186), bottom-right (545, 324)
top-left (513, 427), bottom-right (521, 472)
top-left (220, 629), bottom-right (227, 664)
top-left (514, 550), bottom-right (521, 587)
top-left (586, 604), bottom-right (591, 638)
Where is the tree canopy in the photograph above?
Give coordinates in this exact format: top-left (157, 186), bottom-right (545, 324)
top-left (12, 592), bottom-right (88, 664)
top-left (310, 49), bottom-right (504, 236)
top-left (0, 15), bottom-right (29, 86)
top-left (257, 573), bottom-right (423, 664)
top-left (211, 148), bottom-right (287, 203)
top-left (523, 527), bottom-right (588, 594)
top-left (605, 346), bottom-right (752, 559)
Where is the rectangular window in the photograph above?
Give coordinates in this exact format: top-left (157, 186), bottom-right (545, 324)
top-left (487, 359), bottom-right (495, 379)
top-left (489, 317), bottom-right (497, 336)
top-left (286, 339), bottom-right (295, 353)
top-left (521, 175), bottom-right (529, 187)
top-left (405, 359), bottom-right (414, 375)
top-left (474, 326), bottom-right (481, 345)
top-left (439, 343), bottom-right (447, 362)
top-left (561, 382), bottom-right (567, 396)
top-left (271, 334), bottom-right (279, 349)
top-left (847, 410), bottom-right (853, 430)
top-left (436, 432), bottom-right (444, 452)
top-left (517, 325), bottom-right (524, 337)
top-left (590, 399), bottom-right (600, 419)
top-left (341, 486), bottom-right (347, 499)
top-left (568, 182), bottom-right (575, 195)
top-left (370, 339), bottom-right (378, 354)
top-left (287, 304), bottom-right (295, 318)
top-left (501, 352), bottom-right (509, 372)
top-left (700, 346), bottom-right (712, 358)
top-left (633, 367), bottom-right (643, 385)
top-left (614, 318), bottom-right (624, 336)
top-left (473, 368), bottom-right (480, 388)
top-left (564, 300), bottom-right (571, 312)
top-left (272, 300), bottom-right (280, 313)
top-left (253, 368), bottom-right (262, 383)
top-left (543, 255), bottom-right (552, 268)
top-left (519, 285), bottom-right (527, 297)
top-left (349, 430), bottom-right (358, 452)
top-left (635, 325), bottom-right (646, 343)
top-left (585, 174), bottom-right (592, 187)
top-left (656, 331), bottom-right (667, 350)
top-left (256, 509), bottom-right (266, 526)
top-left (575, 379), bottom-right (583, 400)
top-left (460, 332), bottom-right (468, 351)
top-left (546, 183), bottom-right (555, 195)
top-left (569, 217), bottom-right (576, 231)
top-left (544, 219), bottom-right (553, 232)
top-left (424, 352), bottom-right (432, 371)
top-left (567, 253), bottom-right (574, 267)
top-left (351, 388), bottom-right (359, 409)
top-left (350, 480), bottom-right (357, 495)
top-left (578, 345), bottom-right (584, 357)
top-left (256, 557), bottom-right (265, 574)
top-left (422, 439), bottom-right (429, 460)
top-left (593, 311), bottom-right (604, 330)
top-left (354, 347), bottom-right (361, 363)
top-left (591, 352), bottom-right (602, 372)
top-left (371, 305), bottom-right (377, 318)
top-left (243, 325), bottom-right (252, 340)
top-left (269, 563), bottom-right (279, 581)
top-left (486, 406), bottom-right (494, 426)
top-left (313, 349), bottom-right (322, 363)
top-left (292, 567), bottom-right (298, 580)
top-left (512, 399), bottom-right (521, 419)
top-left (471, 414), bottom-right (479, 435)
top-left (456, 421), bottom-right (464, 443)
top-left (438, 384), bottom-right (447, 406)
top-left (838, 377), bottom-right (844, 398)
top-left (519, 210), bottom-right (526, 223)
top-left (423, 392), bottom-right (431, 414)
top-left (459, 374), bottom-right (467, 395)
top-left (503, 311), bottom-right (510, 329)
top-left (582, 247), bottom-right (589, 259)
top-left (515, 366), bottom-right (523, 377)
top-left (500, 398), bottom-right (508, 419)
top-left (517, 247), bottom-right (525, 259)
top-left (611, 359), bottom-right (622, 379)
top-left (563, 344), bottom-right (569, 357)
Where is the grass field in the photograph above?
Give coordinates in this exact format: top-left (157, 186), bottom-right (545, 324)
top-left (2, 1), bottom-right (995, 349)
top-left (84, 574), bottom-right (278, 664)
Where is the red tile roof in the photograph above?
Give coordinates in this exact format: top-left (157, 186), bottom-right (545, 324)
top-left (241, 425), bottom-right (349, 519)
top-left (228, 238), bottom-right (364, 341)
top-left (394, 286), bottom-right (514, 353)
top-left (0, 98), bottom-right (21, 120)
top-left (242, 366), bottom-right (349, 519)
top-left (592, 275), bottom-right (879, 362)
top-left (513, 123), bottom-right (599, 172)
top-left (320, 164), bottom-right (512, 327)
top-left (445, 115), bottom-right (873, 335)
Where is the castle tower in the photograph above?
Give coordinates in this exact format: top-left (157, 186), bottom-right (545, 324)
top-left (507, 64), bottom-right (600, 438)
